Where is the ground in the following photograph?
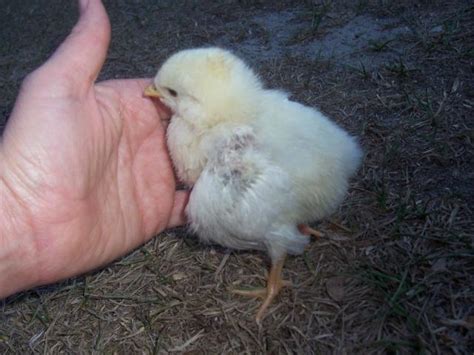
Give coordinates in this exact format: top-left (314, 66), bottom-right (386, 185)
top-left (1, 0), bottom-right (473, 353)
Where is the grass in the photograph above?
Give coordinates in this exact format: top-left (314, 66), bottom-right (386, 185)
top-left (385, 57), bottom-right (410, 78)
top-left (1, 0), bottom-right (473, 353)
top-left (350, 61), bottom-right (372, 80)
top-left (310, 1), bottom-right (332, 34)
top-left (368, 39), bottom-right (394, 52)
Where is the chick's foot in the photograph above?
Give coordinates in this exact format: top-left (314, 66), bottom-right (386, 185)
top-left (298, 224), bottom-right (324, 239)
top-left (232, 256), bottom-right (290, 323)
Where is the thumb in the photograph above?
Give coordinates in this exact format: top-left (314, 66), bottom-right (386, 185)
top-left (44, 0), bottom-right (110, 91)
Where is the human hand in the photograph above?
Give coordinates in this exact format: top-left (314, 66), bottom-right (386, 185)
top-left (0, 0), bottom-right (187, 297)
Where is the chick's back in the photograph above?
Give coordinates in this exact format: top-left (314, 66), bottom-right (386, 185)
top-left (253, 90), bottom-right (363, 221)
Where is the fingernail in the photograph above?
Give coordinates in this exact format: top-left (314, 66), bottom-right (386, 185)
top-left (79, 0), bottom-right (90, 13)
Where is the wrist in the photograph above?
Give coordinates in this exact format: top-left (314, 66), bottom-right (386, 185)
top-left (0, 166), bottom-right (40, 298)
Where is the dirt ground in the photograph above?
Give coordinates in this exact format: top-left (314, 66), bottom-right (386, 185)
top-left (1, 0), bottom-right (473, 353)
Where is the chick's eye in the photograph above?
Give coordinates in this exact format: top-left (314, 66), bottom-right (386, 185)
top-left (167, 88), bottom-right (177, 97)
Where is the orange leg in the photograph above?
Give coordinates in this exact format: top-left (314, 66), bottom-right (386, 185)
top-left (233, 255), bottom-right (290, 323)
top-left (298, 224), bottom-right (324, 238)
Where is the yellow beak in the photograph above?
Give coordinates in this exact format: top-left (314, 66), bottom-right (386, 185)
top-left (144, 84), bottom-right (161, 98)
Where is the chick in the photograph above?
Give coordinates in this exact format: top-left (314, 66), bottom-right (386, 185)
top-left (145, 47), bottom-right (362, 322)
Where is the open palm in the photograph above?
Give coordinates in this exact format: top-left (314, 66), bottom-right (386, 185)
top-left (0, 0), bottom-right (187, 296)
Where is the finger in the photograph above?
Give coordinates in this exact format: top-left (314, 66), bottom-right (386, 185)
top-left (45, 0), bottom-right (110, 89)
top-left (167, 190), bottom-right (190, 229)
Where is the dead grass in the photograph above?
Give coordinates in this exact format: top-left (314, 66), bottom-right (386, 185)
top-left (1, 0), bottom-right (473, 354)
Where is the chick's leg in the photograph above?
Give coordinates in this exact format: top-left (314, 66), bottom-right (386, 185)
top-left (233, 255), bottom-right (290, 323)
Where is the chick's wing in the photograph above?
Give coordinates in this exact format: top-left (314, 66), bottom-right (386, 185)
top-left (186, 127), bottom-right (307, 255)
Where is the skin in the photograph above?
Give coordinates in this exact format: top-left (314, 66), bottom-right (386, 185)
top-left (0, 0), bottom-right (188, 298)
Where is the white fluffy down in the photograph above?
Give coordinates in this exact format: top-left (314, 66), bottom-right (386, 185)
top-left (154, 47), bottom-right (362, 261)
top-left (186, 127), bottom-right (309, 261)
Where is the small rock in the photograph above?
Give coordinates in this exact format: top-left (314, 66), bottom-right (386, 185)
top-left (430, 25), bottom-right (444, 34)
top-left (172, 272), bottom-right (187, 281)
top-left (431, 258), bottom-right (447, 272)
top-left (326, 276), bottom-right (346, 302)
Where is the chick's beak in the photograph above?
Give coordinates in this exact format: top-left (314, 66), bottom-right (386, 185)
top-left (144, 84), bottom-right (162, 98)
top-left (144, 84), bottom-right (172, 123)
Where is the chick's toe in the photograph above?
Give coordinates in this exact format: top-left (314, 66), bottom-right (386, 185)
top-left (298, 224), bottom-right (324, 239)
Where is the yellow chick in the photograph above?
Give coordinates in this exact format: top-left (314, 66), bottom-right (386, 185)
top-left (145, 47), bottom-right (362, 322)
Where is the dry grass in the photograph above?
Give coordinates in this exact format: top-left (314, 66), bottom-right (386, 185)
top-left (1, 0), bottom-right (473, 353)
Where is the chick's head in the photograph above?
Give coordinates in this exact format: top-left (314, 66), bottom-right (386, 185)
top-left (152, 47), bottom-right (262, 128)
